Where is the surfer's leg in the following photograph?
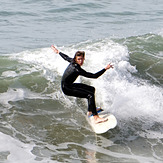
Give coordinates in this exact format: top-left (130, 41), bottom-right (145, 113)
top-left (72, 83), bottom-right (98, 115)
top-left (63, 83), bottom-right (98, 115)
top-left (70, 84), bottom-right (108, 123)
top-left (87, 94), bottom-right (97, 115)
top-left (62, 83), bottom-right (107, 123)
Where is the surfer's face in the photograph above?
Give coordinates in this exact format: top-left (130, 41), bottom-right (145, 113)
top-left (76, 56), bottom-right (84, 66)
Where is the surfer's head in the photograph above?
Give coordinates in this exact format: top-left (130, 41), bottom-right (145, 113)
top-left (73, 51), bottom-right (85, 66)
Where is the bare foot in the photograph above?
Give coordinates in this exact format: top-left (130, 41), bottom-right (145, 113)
top-left (96, 107), bottom-right (104, 112)
top-left (87, 112), bottom-right (92, 117)
top-left (93, 115), bottom-right (108, 124)
top-left (87, 107), bottom-right (103, 117)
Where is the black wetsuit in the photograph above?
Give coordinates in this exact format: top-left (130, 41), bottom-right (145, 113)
top-left (59, 52), bottom-right (106, 115)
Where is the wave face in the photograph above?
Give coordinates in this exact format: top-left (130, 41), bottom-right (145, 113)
top-left (0, 35), bottom-right (163, 162)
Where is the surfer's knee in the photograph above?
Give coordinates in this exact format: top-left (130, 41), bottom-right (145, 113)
top-left (87, 85), bottom-right (95, 94)
top-left (90, 86), bottom-right (95, 93)
top-left (92, 87), bottom-right (95, 93)
top-left (87, 94), bottom-right (94, 100)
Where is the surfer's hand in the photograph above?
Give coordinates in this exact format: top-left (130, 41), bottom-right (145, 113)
top-left (105, 63), bottom-right (113, 70)
top-left (51, 45), bottom-right (59, 54)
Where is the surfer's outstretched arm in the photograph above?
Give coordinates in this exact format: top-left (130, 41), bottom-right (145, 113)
top-left (105, 63), bottom-right (114, 70)
top-left (51, 45), bottom-right (72, 62)
top-left (51, 45), bottom-right (59, 54)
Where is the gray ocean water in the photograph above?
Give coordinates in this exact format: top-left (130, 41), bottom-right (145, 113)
top-left (0, 0), bottom-right (163, 162)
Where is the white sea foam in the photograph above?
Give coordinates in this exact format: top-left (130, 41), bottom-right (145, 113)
top-left (11, 47), bottom-right (69, 77)
top-left (1, 69), bottom-right (37, 78)
top-left (0, 88), bottom-right (48, 108)
top-left (1, 71), bottom-right (18, 78)
top-left (75, 39), bottom-right (163, 127)
top-left (0, 88), bottom-right (25, 107)
top-left (88, 40), bottom-right (163, 122)
top-left (157, 28), bottom-right (163, 37)
top-left (0, 132), bottom-right (36, 163)
top-left (0, 132), bottom-right (57, 163)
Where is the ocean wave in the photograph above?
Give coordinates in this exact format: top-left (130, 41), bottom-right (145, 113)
top-left (0, 37), bottom-right (163, 162)
top-left (1, 37), bottom-right (162, 121)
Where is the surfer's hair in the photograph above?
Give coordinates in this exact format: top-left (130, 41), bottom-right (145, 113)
top-left (73, 51), bottom-right (85, 63)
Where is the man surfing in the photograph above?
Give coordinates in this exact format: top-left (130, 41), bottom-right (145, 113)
top-left (51, 45), bottom-right (113, 123)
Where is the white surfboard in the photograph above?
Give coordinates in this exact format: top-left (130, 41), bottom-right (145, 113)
top-left (86, 111), bottom-right (117, 134)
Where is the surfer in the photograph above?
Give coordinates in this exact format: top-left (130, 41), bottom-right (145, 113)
top-left (51, 45), bottom-right (113, 123)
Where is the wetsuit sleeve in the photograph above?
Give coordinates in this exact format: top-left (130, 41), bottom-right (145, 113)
top-left (77, 66), bottom-right (106, 78)
top-left (59, 52), bottom-right (73, 62)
